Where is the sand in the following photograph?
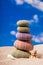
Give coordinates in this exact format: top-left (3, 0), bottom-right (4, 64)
top-left (0, 44), bottom-right (43, 65)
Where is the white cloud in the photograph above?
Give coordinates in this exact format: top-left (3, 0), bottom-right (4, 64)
top-left (28, 14), bottom-right (38, 24)
top-left (25, 0), bottom-right (43, 11)
top-left (32, 35), bottom-right (41, 43)
top-left (15, 0), bottom-right (43, 11)
top-left (10, 31), bottom-right (16, 35)
top-left (33, 14), bottom-right (38, 22)
top-left (15, 0), bottom-right (24, 5)
top-left (32, 1), bottom-right (43, 11)
top-left (40, 37), bottom-right (43, 41)
top-left (28, 20), bottom-right (33, 24)
top-left (38, 2), bottom-right (43, 11)
top-left (32, 33), bottom-right (43, 43)
top-left (25, 0), bottom-right (33, 4)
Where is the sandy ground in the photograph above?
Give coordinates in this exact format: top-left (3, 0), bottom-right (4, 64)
top-left (0, 44), bottom-right (43, 65)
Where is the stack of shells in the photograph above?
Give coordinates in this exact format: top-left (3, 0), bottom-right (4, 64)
top-left (11, 20), bottom-right (34, 58)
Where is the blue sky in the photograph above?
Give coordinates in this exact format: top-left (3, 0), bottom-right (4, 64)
top-left (0, 0), bottom-right (43, 46)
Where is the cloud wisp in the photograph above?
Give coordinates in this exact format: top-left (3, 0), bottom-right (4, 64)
top-left (15, 0), bottom-right (24, 5)
top-left (32, 32), bottom-right (43, 43)
top-left (10, 31), bottom-right (16, 36)
top-left (28, 14), bottom-right (39, 24)
top-left (15, 0), bottom-right (43, 11)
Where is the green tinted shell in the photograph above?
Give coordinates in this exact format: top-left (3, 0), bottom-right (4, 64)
top-left (17, 20), bottom-right (28, 27)
top-left (11, 48), bottom-right (31, 58)
top-left (17, 27), bottom-right (30, 33)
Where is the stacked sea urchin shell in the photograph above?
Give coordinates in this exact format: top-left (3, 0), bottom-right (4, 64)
top-left (11, 20), bottom-right (34, 58)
